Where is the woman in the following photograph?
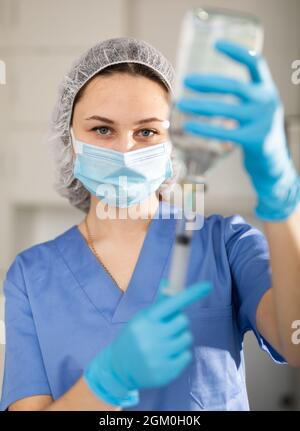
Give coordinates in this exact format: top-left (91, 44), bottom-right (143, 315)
top-left (1, 37), bottom-right (300, 411)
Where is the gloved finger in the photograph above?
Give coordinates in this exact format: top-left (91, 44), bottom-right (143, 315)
top-left (177, 98), bottom-right (258, 124)
top-left (163, 330), bottom-right (194, 356)
top-left (159, 312), bottom-right (190, 337)
top-left (149, 281), bottom-right (212, 321)
top-left (158, 331), bottom-right (194, 360)
top-left (156, 350), bottom-right (192, 384)
top-left (169, 349), bottom-right (193, 376)
top-left (215, 39), bottom-right (276, 89)
top-left (183, 74), bottom-right (252, 102)
top-left (214, 39), bottom-right (262, 83)
top-left (183, 120), bottom-right (245, 146)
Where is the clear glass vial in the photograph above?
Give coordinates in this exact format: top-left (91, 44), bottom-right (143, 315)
top-left (169, 7), bottom-right (264, 184)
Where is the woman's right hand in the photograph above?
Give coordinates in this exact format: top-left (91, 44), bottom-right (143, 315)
top-left (83, 281), bottom-right (212, 408)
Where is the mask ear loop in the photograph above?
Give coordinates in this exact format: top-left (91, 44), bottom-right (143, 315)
top-left (70, 126), bottom-right (81, 154)
top-left (161, 119), bottom-right (173, 155)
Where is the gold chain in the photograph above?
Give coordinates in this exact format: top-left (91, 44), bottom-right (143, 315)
top-left (84, 217), bottom-right (122, 291)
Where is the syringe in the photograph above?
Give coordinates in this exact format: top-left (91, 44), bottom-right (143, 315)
top-left (159, 188), bottom-right (197, 298)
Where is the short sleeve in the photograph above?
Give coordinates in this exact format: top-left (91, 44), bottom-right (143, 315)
top-left (224, 215), bottom-right (287, 364)
top-left (0, 257), bottom-right (52, 411)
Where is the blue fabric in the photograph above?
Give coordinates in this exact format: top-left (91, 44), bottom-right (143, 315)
top-left (0, 202), bottom-right (286, 411)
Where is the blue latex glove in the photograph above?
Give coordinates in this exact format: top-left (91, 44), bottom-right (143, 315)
top-left (83, 281), bottom-right (212, 407)
top-left (176, 40), bottom-right (300, 221)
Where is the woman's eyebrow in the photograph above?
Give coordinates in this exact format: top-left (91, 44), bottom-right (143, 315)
top-left (84, 115), bottom-right (165, 125)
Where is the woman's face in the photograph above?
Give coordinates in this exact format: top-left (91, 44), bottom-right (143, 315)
top-left (71, 73), bottom-right (170, 152)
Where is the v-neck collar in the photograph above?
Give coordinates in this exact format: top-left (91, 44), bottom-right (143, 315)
top-left (54, 201), bottom-right (177, 324)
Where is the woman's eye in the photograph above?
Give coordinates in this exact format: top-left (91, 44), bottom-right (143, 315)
top-left (138, 129), bottom-right (157, 137)
top-left (91, 127), bottom-right (158, 138)
top-left (92, 126), bottom-right (111, 135)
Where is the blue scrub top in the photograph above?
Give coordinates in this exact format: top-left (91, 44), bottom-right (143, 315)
top-left (0, 202), bottom-right (285, 411)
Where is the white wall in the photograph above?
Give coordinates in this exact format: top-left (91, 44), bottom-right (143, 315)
top-left (0, 0), bottom-right (129, 274)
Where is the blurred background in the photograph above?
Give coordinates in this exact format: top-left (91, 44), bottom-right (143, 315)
top-left (0, 0), bottom-right (299, 410)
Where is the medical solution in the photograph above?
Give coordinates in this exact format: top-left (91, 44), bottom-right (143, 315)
top-left (169, 7), bottom-right (264, 183)
top-left (159, 217), bottom-right (193, 297)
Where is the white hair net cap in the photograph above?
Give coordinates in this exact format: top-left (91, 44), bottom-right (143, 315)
top-left (48, 36), bottom-right (178, 213)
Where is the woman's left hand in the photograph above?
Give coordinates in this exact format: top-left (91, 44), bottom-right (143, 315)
top-left (176, 40), bottom-right (300, 221)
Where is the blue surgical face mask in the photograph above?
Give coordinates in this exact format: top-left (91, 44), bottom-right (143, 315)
top-left (70, 128), bottom-right (173, 207)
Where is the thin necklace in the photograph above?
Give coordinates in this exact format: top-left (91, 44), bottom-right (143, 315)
top-left (84, 216), bottom-right (122, 291)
